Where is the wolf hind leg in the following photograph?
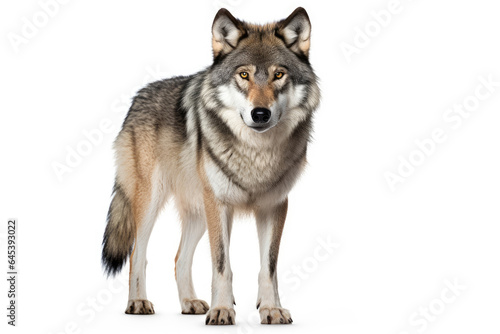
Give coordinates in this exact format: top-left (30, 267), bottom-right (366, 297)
top-left (175, 205), bottom-right (209, 314)
top-left (125, 167), bottom-right (167, 315)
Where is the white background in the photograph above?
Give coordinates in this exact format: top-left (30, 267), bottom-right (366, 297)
top-left (1, 0), bottom-right (500, 333)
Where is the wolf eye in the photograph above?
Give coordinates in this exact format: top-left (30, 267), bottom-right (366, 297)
top-left (274, 72), bottom-right (284, 80)
top-left (240, 72), bottom-right (249, 80)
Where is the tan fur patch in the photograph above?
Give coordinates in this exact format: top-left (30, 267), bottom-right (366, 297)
top-left (198, 158), bottom-right (222, 260)
top-left (271, 198), bottom-right (288, 259)
top-left (212, 37), bottom-right (227, 59)
top-left (198, 154), bottom-right (231, 275)
top-left (130, 127), bottom-right (156, 226)
top-left (114, 126), bottom-right (158, 285)
top-left (174, 246), bottom-right (180, 279)
top-left (248, 81), bottom-right (275, 108)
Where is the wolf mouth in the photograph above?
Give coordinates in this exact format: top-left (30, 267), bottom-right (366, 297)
top-left (249, 125), bottom-right (271, 133)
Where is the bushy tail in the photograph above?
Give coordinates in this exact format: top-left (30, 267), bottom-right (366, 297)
top-left (102, 183), bottom-right (135, 276)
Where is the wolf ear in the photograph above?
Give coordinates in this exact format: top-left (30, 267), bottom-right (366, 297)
top-left (212, 8), bottom-right (246, 60)
top-left (277, 7), bottom-right (311, 58)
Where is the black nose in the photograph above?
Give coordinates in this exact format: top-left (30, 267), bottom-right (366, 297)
top-left (251, 108), bottom-right (271, 124)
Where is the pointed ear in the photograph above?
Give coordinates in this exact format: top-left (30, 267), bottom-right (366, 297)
top-left (277, 7), bottom-right (312, 58)
top-left (212, 8), bottom-right (246, 59)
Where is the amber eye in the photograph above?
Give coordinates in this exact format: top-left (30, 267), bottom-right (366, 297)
top-left (240, 72), bottom-right (249, 80)
top-left (274, 72), bottom-right (284, 80)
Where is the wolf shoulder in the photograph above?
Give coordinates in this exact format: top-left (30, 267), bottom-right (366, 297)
top-left (117, 72), bottom-right (206, 146)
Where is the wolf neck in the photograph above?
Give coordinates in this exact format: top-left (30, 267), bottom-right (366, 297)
top-left (197, 106), bottom-right (310, 195)
top-left (183, 73), bottom-right (310, 195)
top-left (206, 134), bottom-right (304, 190)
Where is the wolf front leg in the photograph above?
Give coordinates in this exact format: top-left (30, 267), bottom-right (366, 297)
top-left (203, 186), bottom-right (236, 325)
top-left (255, 198), bottom-right (293, 324)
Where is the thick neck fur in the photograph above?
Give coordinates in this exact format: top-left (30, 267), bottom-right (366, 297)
top-left (181, 67), bottom-right (317, 197)
top-left (192, 73), bottom-right (312, 194)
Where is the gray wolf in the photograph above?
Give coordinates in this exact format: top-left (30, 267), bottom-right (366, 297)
top-left (101, 7), bottom-right (320, 325)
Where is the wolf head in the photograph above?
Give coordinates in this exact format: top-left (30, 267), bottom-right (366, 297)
top-left (207, 8), bottom-right (320, 135)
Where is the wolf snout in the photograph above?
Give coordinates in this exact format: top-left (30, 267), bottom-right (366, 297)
top-left (251, 108), bottom-right (271, 124)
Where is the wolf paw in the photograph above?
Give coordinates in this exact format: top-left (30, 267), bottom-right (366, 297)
top-left (205, 307), bottom-right (235, 325)
top-left (125, 299), bottom-right (155, 314)
top-left (181, 299), bottom-right (209, 314)
top-left (259, 307), bottom-right (292, 324)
